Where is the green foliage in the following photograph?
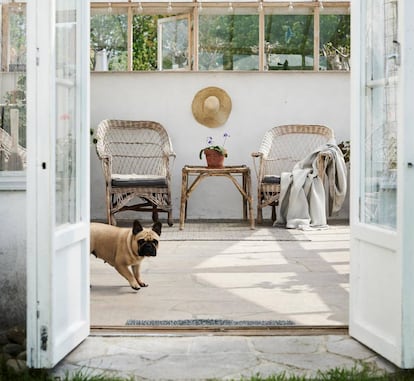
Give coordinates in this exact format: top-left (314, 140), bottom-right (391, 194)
top-left (89, 5), bottom-right (350, 72)
top-left (320, 15), bottom-right (350, 53)
top-left (199, 145), bottom-right (228, 159)
top-left (132, 15), bottom-right (159, 70)
top-left (8, 7), bottom-right (27, 68)
top-left (265, 15), bottom-right (314, 70)
top-left (198, 14), bottom-right (260, 70)
top-left (90, 13), bottom-right (128, 70)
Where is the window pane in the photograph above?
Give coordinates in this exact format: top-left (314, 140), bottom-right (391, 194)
top-left (159, 16), bottom-right (189, 70)
top-left (0, 3), bottom-right (26, 172)
top-left (133, 15), bottom-right (158, 71)
top-left (320, 14), bottom-right (350, 71)
top-left (264, 14), bottom-right (313, 70)
top-left (90, 8), bottom-right (128, 71)
top-left (8, 4), bottom-right (27, 71)
top-left (198, 14), bottom-right (259, 71)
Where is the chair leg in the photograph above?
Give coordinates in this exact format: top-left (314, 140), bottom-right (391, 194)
top-left (271, 204), bottom-right (276, 223)
top-left (257, 205), bottom-right (263, 224)
top-left (167, 210), bottom-right (173, 227)
top-left (106, 190), bottom-right (113, 225)
top-left (152, 204), bottom-right (159, 223)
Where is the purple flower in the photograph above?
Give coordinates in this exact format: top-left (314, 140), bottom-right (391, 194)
top-left (223, 132), bottom-right (230, 146)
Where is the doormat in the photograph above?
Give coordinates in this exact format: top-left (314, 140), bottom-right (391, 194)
top-left (160, 221), bottom-right (310, 242)
top-left (125, 319), bottom-right (296, 327)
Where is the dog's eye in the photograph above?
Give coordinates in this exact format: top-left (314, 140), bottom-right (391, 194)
top-left (153, 240), bottom-right (158, 245)
top-left (138, 239), bottom-right (146, 245)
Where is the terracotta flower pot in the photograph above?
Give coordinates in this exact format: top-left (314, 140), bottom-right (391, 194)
top-left (204, 149), bottom-right (225, 168)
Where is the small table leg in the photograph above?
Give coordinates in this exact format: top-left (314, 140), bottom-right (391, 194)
top-left (179, 169), bottom-right (188, 230)
top-left (245, 169), bottom-right (255, 229)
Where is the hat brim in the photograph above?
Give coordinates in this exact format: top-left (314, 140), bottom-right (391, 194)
top-left (192, 87), bottom-right (232, 128)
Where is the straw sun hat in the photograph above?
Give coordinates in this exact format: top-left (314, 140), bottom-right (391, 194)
top-left (191, 87), bottom-right (232, 128)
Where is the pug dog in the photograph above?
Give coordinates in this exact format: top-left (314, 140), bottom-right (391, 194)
top-left (90, 219), bottom-right (161, 290)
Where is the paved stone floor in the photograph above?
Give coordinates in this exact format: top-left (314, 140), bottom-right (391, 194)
top-left (53, 334), bottom-right (397, 380)
top-left (52, 220), bottom-right (399, 380)
top-left (90, 220), bottom-right (350, 326)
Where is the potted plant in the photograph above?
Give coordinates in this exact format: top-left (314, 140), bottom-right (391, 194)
top-left (338, 140), bottom-right (350, 164)
top-left (199, 133), bottom-right (230, 168)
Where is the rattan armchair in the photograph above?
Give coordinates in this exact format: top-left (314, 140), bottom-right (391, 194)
top-left (252, 124), bottom-right (334, 224)
top-left (95, 120), bottom-right (176, 226)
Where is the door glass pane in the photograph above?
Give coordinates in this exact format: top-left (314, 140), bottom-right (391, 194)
top-left (56, 0), bottom-right (77, 225)
top-left (363, 0), bottom-right (398, 229)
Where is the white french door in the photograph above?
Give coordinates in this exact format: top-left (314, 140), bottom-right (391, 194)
top-left (26, 0), bottom-right (90, 368)
top-left (350, 0), bottom-right (414, 368)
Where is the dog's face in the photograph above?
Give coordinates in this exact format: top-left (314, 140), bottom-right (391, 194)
top-left (131, 220), bottom-right (162, 257)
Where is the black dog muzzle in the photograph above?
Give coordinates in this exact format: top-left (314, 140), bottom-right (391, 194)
top-left (138, 239), bottom-right (158, 257)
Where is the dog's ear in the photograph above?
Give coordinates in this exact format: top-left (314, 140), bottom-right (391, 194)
top-left (132, 220), bottom-right (144, 235)
top-left (152, 221), bottom-right (162, 236)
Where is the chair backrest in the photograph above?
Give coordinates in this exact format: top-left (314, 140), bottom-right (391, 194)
top-left (96, 120), bottom-right (173, 177)
top-left (259, 124), bottom-right (334, 176)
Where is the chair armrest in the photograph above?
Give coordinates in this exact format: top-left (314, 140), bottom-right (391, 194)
top-left (99, 156), bottom-right (112, 184)
top-left (251, 152), bottom-right (263, 158)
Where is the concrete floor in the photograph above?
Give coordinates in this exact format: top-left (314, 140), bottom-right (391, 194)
top-left (90, 220), bottom-right (350, 327)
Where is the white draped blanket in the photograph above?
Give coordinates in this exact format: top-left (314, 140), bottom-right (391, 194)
top-left (275, 143), bottom-right (347, 229)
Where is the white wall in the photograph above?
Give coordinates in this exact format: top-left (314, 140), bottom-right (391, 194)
top-left (0, 190), bottom-right (26, 329)
top-left (90, 71), bottom-right (350, 223)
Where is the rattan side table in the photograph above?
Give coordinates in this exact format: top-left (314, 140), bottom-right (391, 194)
top-left (179, 165), bottom-right (255, 230)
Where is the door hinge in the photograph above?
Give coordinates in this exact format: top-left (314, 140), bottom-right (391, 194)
top-left (40, 326), bottom-right (48, 351)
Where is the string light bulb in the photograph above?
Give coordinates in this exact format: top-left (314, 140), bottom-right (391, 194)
top-left (227, 2), bottom-right (233, 13)
top-left (258, 1), bottom-right (263, 12)
top-left (319, 1), bottom-right (324, 10)
top-left (198, 0), bottom-right (203, 12)
top-left (107, 2), bottom-right (112, 13)
top-left (167, 1), bottom-right (172, 13)
top-left (136, 1), bottom-right (143, 13)
top-left (288, 1), bottom-right (294, 11)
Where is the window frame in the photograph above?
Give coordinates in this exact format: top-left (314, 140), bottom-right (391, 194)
top-left (90, 1), bottom-right (350, 72)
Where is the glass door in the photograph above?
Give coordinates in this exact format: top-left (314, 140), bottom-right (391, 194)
top-left (350, 0), bottom-right (414, 368)
top-left (27, 0), bottom-right (90, 368)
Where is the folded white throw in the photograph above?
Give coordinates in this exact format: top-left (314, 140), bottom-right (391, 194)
top-left (275, 142), bottom-right (347, 229)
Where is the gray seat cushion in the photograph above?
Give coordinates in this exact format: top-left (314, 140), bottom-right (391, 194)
top-left (111, 174), bottom-right (168, 188)
top-left (262, 175), bottom-right (280, 184)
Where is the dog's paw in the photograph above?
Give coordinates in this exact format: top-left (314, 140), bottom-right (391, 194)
top-left (138, 281), bottom-right (148, 287)
top-left (131, 285), bottom-right (140, 291)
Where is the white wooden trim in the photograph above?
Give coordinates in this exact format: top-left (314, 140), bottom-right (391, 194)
top-left (399, 0), bottom-right (414, 368)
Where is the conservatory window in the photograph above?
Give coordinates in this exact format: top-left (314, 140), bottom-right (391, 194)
top-left (264, 13), bottom-right (314, 71)
top-left (0, 1), bottom-right (27, 179)
top-left (90, 7), bottom-right (128, 71)
top-left (90, 1), bottom-right (350, 72)
top-left (198, 10), bottom-right (259, 71)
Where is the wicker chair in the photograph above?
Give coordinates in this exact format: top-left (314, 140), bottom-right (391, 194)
top-left (252, 124), bottom-right (334, 224)
top-left (95, 120), bottom-right (176, 226)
